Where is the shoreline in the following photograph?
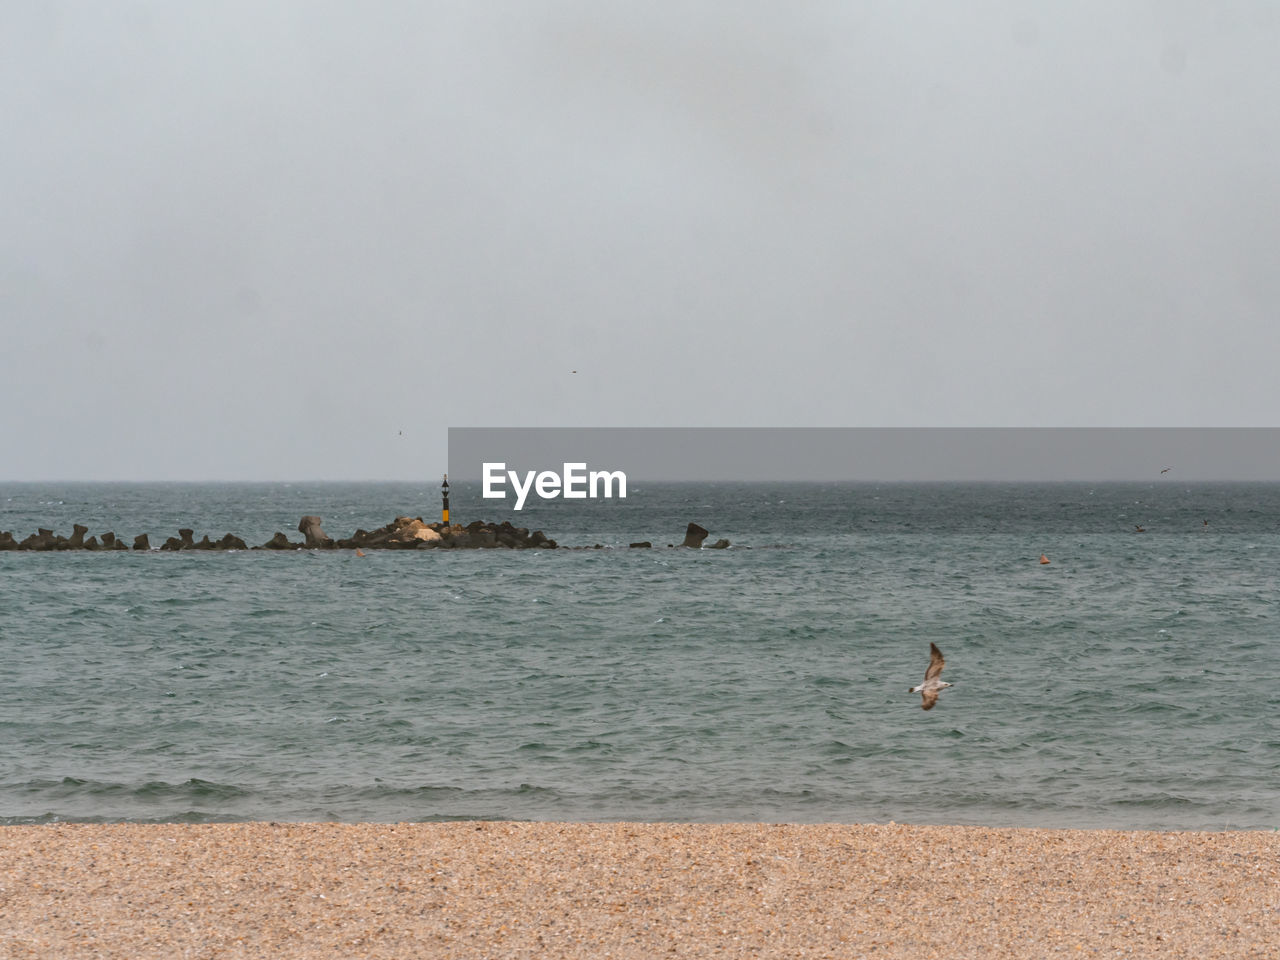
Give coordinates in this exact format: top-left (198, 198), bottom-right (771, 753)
top-left (3, 821), bottom-right (1276, 958)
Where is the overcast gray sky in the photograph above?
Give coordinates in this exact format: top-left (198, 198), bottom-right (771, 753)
top-left (4, 2), bottom-right (1278, 480)
top-left (449, 428), bottom-right (1280, 481)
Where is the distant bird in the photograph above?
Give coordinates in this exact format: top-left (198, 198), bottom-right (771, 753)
top-left (1160, 467), bottom-right (1171, 474)
top-left (1135, 524), bottom-right (1145, 533)
top-left (909, 642), bottom-right (952, 711)
top-left (571, 370), bottom-right (578, 374)
top-left (1203, 519), bottom-right (1209, 527)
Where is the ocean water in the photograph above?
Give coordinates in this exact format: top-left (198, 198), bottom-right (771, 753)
top-left (2, 481), bottom-right (1278, 830)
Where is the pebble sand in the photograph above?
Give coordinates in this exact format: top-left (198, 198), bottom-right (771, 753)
top-left (2, 822), bottom-right (1277, 958)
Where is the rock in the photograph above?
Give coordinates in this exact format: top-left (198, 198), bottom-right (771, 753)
top-left (397, 519), bottom-right (442, 543)
top-left (494, 522), bottom-right (531, 548)
top-left (9, 514), bottom-right (575, 554)
top-left (20, 529), bottom-right (59, 551)
top-left (160, 529), bottom-right (199, 551)
top-left (629, 541), bottom-right (652, 548)
top-left (298, 516), bottom-right (333, 548)
top-left (681, 523), bottom-right (709, 548)
top-left (353, 516), bottom-right (443, 548)
top-left (356, 517), bottom-right (442, 546)
top-left (355, 528), bottom-right (392, 548)
top-left (506, 529), bottom-right (559, 549)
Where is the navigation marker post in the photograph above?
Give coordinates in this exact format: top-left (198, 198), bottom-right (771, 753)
top-left (441, 474), bottom-right (450, 524)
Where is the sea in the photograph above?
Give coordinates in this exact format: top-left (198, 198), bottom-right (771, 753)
top-left (2, 480), bottom-right (1277, 831)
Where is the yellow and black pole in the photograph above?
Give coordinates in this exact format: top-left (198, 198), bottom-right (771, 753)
top-left (441, 474), bottom-right (450, 524)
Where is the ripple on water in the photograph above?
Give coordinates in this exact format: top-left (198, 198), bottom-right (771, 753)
top-left (3, 482), bottom-right (1280, 828)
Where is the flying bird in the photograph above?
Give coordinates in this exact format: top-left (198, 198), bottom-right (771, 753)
top-left (909, 642), bottom-right (952, 711)
top-left (1160, 467), bottom-right (1171, 474)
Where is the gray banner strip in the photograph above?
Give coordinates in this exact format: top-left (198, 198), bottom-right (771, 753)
top-left (448, 428), bottom-right (1280, 482)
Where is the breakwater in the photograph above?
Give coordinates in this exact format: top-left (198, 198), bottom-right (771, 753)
top-left (0, 515), bottom-right (558, 552)
top-left (0, 517), bottom-right (729, 552)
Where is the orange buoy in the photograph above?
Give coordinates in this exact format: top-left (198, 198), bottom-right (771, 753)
top-left (1039, 554), bottom-right (1050, 564)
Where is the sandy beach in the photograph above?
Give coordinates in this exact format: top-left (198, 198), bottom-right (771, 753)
top-left (1, 821), bottom-right (1276, 958)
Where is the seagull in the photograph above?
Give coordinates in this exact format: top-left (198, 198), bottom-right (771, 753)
top-left (1160, 467), bottom-right (1171, 474)
top-left (909, 642), bottom-right (952, 711)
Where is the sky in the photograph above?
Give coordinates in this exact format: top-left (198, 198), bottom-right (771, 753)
top-left (448, 428), bottom-right (1280, 481)
top-left (4, 2), bottom-right (1279, 480)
